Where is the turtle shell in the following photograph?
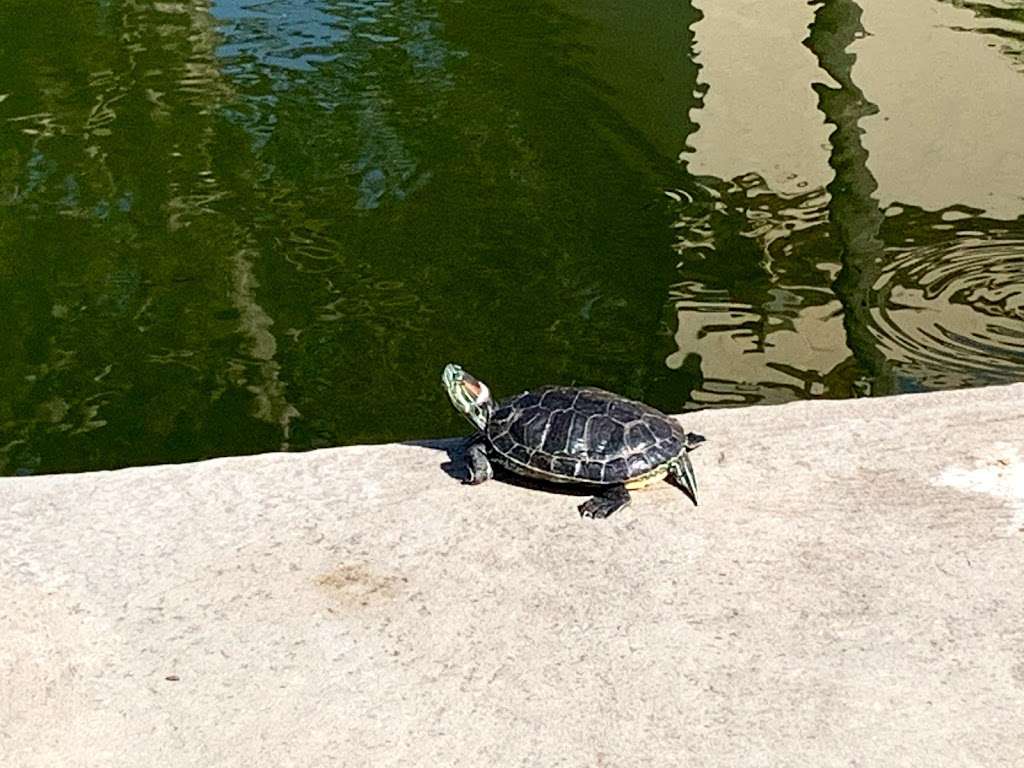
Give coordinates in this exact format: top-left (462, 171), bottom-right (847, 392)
top-left (485, 386), bottom-right (690, 484)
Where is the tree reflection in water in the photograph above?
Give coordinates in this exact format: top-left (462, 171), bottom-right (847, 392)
top-left (668, 0), bottom-right (1024, 410)
top-left (1, 0), bottom-right (1023, 474)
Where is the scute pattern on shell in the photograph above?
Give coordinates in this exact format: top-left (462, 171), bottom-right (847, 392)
top-left (486, 386), bottom-right (687, 484)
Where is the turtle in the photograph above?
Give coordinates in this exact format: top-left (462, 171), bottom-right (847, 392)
top-left (442, 363), bottom-right (705, 519)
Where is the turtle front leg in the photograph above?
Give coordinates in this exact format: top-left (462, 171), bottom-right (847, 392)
top-left (579, 485), bottom-right (631, 519)
top-left (462, 436), bottom-right (493, 485)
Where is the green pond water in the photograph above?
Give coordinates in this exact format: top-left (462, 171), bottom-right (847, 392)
top-left (2, 0), bottom-right (1024, 475)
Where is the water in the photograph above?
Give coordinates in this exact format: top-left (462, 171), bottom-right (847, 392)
top-left (2, 0), bottom-right (1023, 476)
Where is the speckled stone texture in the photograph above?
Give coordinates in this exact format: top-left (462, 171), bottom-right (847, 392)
top-left (3, 384), bottom-right (1024, 767)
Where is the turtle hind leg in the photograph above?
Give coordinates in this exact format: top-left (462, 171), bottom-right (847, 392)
top-left (579, 485), bottom-right (631, 519)
top-left (462, 437), bottom-right (493, 485)
top-left (667, 453), bottom-right (699, 506)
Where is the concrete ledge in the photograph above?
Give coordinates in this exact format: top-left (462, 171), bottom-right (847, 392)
top-left (3, 385), bottom-right (1024, 767)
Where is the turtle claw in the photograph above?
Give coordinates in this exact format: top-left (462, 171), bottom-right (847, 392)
top-left (579, 485), bottom-right (631, 519)
top-left (463, 470), bottom-right (491, 486)
top-left (462, 438), bottom-right (493, 485)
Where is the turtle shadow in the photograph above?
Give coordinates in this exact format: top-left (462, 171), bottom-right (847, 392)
top-left (402, 437), bottom-right (597, 498)
top-left (401, 437), bottom-right (467, 482)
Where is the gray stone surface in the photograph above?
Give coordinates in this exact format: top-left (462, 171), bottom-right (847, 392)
top-left (2, 385), bottom-right (1024, 767)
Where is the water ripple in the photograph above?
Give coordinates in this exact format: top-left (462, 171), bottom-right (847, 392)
top-left (869, 236), bottom-right (1024, 388)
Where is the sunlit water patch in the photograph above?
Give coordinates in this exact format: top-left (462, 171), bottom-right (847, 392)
top-left (868, 236), bottom-right (1024, 388)
top-left (666, 174), bottom-right (855, 407)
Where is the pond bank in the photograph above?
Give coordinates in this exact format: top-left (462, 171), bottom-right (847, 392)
top-left (3, 384), bottom-right (1024, 766)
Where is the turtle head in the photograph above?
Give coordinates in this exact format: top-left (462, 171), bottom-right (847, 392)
top-left (443, 363), bottom-right (493, 431)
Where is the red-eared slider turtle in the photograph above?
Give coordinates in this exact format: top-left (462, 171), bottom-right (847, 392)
top-left (442, 363), bottom-right (704, 519)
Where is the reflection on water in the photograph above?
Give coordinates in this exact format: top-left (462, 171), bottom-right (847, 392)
top-left (939, 0), bottom-right (1024, 70)
top-left (869, 236), bottom-right (1024, 388)
top-left (667, 175), bottom-right (851, 406)
top-left (670, 0), bottom-right (1024, 408)
top-left (2, 0), bottom-right (1024, 475)
top-left (213, 0), bottom-right (344, 73)
top-left (856, 0), bottom-right (1024, 220)
top-left (685, 0), bottom-right (832, 196)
